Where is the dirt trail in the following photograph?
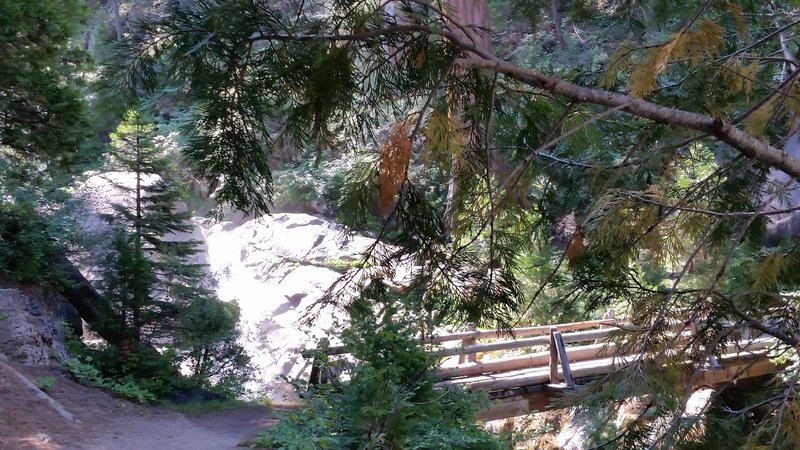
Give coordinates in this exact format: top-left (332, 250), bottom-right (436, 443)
top-left (0, 364), bottom-right (277, 450)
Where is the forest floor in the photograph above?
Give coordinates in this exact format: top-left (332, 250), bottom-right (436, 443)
top-left (0, 362), bottom-right (281, 450)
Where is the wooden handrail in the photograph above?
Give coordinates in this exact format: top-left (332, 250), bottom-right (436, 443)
top-left (436, 327), bottom-right (616, 357)
top-left (301, 317), bottom-right (620, 357)
top-left (427, 318), bottom-right (618, 343)
top-left (434, 342), bottom-right (615, 378)
top-left (437, 337), bottom-right (777, 392)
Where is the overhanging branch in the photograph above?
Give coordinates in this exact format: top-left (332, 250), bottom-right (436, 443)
top-left (456, 57), bottom-right (800, 180)
top-left (158, 10), bottom-right (800, 180)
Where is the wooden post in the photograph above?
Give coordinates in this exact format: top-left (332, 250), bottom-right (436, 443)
top-left (458, 323), bottom-right (477, 364)
top-left (308, 338), bottom-right (330, 389)
top-left (549, 327), bottom-right (559, 383)
top-left (553, 331), bottom-right (575, 386)
top-left (687, 319), bottom-right (721, 369)
top-left (309, 358), bottom-right (321, 386)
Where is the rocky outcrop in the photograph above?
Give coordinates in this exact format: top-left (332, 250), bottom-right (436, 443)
top-left (200, 212), bottom-right (375, 399)
top-left (0, 288), bottom-right (74, 366)
top-left (74, 172), bottom-right (379, 399)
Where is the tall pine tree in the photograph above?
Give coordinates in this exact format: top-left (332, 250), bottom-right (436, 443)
top-left (100, 110), bottom-right (249, 390)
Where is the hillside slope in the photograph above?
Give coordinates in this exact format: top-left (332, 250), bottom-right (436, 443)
top-left (0, 359), bottom-right (275, 450)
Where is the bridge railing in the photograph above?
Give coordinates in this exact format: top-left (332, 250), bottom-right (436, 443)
top-left (301, 316), bottom-right (618, 357)
top-left (435, 309), bottom-right (620, 386)
top-left (302, 309), bottom-right (779, 393)
top-left (303, 309), bottom-right (621, 387)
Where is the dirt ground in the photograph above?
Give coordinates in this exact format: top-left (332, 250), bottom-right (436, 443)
top-left (0, 363), bottom-right (277, 450)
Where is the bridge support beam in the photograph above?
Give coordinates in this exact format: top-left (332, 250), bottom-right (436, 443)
top-left (474, 355), bottom-right (781, 421)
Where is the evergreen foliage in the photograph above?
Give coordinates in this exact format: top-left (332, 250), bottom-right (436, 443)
top-left (104, 0), bottom-right (800, 445)
top-left (3, 0), bottom-right (799, 445)
top-left (256, 279), bottom-right (509, 450)
top-left (0, 0), bottom-right (89, 165)
top-left (0, 0), bottom-right (90, 282)
top-left (96, 110), bottom-right (250, 396)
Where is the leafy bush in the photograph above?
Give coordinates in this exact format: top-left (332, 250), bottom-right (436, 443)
top-left (0, 201), bottom-right (64, 283)
top-left (63, 356), bottom-right (159, 402)
top-left (63, 357), bottom-right (106, 386)
top-left (176, 298), bottom-right (252, 398)
top-left (254, 279), bottom-right (510, 449)
top-left (105, 377), bottom-right (157, 403)
top-left (63, 332), bottom-right (178, 402)
top-left (33, 376), bottom-right (56, 392)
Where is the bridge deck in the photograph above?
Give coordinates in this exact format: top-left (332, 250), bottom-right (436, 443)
top-left (439, 355), bottom-right (622, 391)
top-left (469, 353), bottom-right (780, 420)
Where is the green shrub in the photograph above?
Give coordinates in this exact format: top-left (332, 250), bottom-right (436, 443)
top-left (170, 398), bottom-right (249, 413)
top-left (254, 279), bottom-right (510, 449)
top-left (33, 376), bottom-right (56, 392)
top-left (63, 356), bottom-right (159, 402)
top-left (64, 324), bottom-right (248, 403)
top-left (63, 357), bottom-right (106, 386)
top-left (106, 377), bottom-right (157, 403)
top-left (0, 201), bottom-right (63, 283)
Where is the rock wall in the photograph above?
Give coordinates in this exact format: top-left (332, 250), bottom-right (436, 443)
top-left (0, 288), bottom-right (74, 366)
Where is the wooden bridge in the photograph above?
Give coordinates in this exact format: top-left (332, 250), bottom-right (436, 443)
top-left (306, 311), bottom-right (782, 421)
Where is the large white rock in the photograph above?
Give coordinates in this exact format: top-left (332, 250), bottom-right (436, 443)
top-left (73, 172), bottom-right (165, 281)
top-left (200, 212), bottom-right (375, 399)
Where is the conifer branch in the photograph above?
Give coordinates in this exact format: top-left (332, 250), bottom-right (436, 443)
top-left (456, 56), bottom-right (800, 180)
top-left (716, 290), bottom-right (800, 347)
top-left (245, 21), bottom-right (800, 180)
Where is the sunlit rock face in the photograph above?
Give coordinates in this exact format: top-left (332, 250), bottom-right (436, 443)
top-left (74, 171), bottom-right (379, 399)
top-left (73, 171), bottom-right (166, 281)
top-left (199, 212), bottom-right (374, 399)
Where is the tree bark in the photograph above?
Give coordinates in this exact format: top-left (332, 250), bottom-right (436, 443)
top-left (53, 254), bottom-right (108, 325)
top-left (550, 0), bottom-right (566, 48)
top-left (443, 0), bottom-right (492, 236)
top-left (111, 0), bottom-right (123, 41)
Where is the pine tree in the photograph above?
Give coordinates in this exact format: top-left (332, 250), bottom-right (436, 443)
top-left (100, 110), bottom-right (249, 391)
top-left (0, 0), bottom-right (90, 282)
top-left (0, 0), bottom-right (89, 166)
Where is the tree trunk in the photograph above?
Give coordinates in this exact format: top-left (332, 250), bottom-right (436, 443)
top-left (111, 0), bottom-right (123, 41)
top-left (446, 0), bottom-right (491, 50)
top-left (443, 0), bottom-right (491, 237)
top-left (550, 0), bottom-right (566, 48)
top-left (53, 253), bottom-right (108, 325)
